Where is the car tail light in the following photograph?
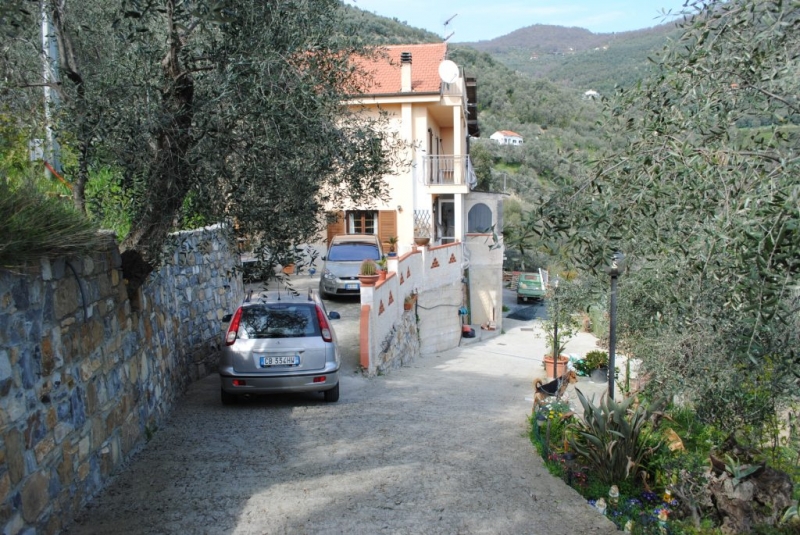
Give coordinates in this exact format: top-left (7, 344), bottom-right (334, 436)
top-left (313, 377), bottom-right (326, 384)
top-left (315, 305), bottom-right (332, 342)
top-left (225, 307), bottom-right (243, 346)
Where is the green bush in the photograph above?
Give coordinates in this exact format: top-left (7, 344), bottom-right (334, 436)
top-left (568, 389), bottom-right (664, 485)
top-left (585, 350), bottom-right (609, 370)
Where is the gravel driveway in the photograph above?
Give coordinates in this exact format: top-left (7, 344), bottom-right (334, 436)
top-left (65, 278), bottom-right (617, 535)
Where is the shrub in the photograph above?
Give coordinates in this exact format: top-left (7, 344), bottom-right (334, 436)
top-left (585, 350), bottom-right (609, 370)
top-left (568, 389), bottom-right (664, 485)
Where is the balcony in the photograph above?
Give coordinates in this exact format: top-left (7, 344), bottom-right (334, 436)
top-left (423, 155), bottom-right (477, 192)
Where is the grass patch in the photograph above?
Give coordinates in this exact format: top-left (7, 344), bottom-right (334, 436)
top-left (0, 181), bottom-right (105, 269)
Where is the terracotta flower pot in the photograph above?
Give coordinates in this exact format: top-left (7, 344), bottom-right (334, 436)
top-left (543, 354), bottom-right (569, 378)
top-left (413, 237), bottom-right (430, 247)
top-left (358, 274), bottom-right (379, 287)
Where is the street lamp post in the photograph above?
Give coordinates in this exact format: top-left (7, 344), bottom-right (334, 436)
top-left (551, 276), bottom-right (560, 380)
top-left (606, 252), bottom-right (624, 400)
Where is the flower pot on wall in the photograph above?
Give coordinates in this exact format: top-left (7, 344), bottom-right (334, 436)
top-left (413, 237), bottom-right (430, 247)
top-left (378, 270), bottom-right (387, 282)
top-left (543, 355), bottom-right (569, 378)
top-left (358, 274), bottom-right (379, 287)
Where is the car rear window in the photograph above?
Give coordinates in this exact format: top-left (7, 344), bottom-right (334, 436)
top-left (327, 242), bottom-right (381, 262)
top-left (238, 304), bottom-right (319, 338)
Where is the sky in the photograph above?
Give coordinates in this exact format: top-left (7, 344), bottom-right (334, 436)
top-left (343, 0), bottom-right (693, 42)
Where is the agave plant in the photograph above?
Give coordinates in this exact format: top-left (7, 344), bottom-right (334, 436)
top-left (567, 389), bottom-right (663, 485)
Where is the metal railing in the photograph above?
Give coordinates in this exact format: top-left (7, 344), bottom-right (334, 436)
top-left (423, 155), bottom-right (475, 188)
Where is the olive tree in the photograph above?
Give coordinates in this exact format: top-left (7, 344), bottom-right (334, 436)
top-left (2, 0), bottom-right (402, 286)
top-left (552, 0), bottom-right (800, 433)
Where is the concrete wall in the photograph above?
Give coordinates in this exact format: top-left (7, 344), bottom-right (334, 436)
top-left (0, 224), bottom-right (243, 535)
top-left (360, 243), bottom-right (465, 374)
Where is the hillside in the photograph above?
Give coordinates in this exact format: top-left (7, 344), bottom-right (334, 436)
top-left (462, 24), bottom-right (681, 95)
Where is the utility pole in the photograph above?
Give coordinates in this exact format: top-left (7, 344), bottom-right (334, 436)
top-left (40, 0), bottom-right (62, 177)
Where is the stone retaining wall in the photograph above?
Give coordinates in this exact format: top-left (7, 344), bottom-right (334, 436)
top-left (0, 224), bottom-right (243, 534)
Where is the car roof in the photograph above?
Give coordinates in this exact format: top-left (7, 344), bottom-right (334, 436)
top-left (242, 290), bottom-right (322, 306)
top-left (330, 234), bottom-right (380, 245)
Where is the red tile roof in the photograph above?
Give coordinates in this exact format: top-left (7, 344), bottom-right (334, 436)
top-left (354, 43), bottom-right (448, 95)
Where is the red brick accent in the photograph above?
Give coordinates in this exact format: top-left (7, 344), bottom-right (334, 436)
top-left (431, 258), bottom-right (440, 268)
top-left (388, 292), bottom-right (394, 305)
top-left (449, 253), bottom-right (457, 264)
top-left (379, 301), bottom-right (385, 315)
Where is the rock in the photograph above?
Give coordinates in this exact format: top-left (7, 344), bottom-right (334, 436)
top-left (708, 466), bottom-right (794, 534)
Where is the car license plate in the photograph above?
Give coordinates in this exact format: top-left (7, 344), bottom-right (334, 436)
top-left (345, 283), bottom-right (359, 290)
top-left (259, 355), bottom-right (300, 367)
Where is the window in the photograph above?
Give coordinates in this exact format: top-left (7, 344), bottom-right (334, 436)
top-left (347, 211), bottom-right (377, 235)
top-left (467, 203), bottom-right (493, 233)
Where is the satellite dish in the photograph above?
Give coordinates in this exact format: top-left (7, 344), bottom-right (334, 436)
top-left (438, 60), bottom-right (459, 84)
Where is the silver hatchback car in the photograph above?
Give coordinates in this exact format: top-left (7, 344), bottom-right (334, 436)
top-left (218, 291), bottom-right (340, 404)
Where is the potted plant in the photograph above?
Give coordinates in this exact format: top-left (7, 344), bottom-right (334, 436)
top-left (358, 259), bottom-right (379, 287)
top-left (413, 210), bottom-right (431, 246)
top-left (376, 256), bottom-right (388, 281)
top-left (540, 282), bottom-right (578, 378)
top-left (585, 350), bottom-right (609, 383)
top-left (387, 236), bottom-right (398, 257)
top-left (403, 293), bottom-right (416, 311)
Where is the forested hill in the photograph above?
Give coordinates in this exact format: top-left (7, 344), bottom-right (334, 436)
top-left (343, 4), bottom-right (678, 96)
top-left (460, 24), bottom-right (680, 95)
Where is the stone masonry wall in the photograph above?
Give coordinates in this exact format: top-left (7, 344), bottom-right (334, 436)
top-left (0, 224), bottom-right (243, 535)
top-left (372, 309), bottom-right (421, 376)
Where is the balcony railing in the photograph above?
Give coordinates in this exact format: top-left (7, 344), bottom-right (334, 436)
top-left (423, 155), bottom-right (477, 189)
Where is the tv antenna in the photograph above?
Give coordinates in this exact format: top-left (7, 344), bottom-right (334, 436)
top-left (443, 13), bottom-right (457, 42)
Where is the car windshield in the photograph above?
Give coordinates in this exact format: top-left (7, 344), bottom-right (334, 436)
top-left (327, 243), bottom-right (381, 262)
top-left (238, 304), bottom-right (319, 338)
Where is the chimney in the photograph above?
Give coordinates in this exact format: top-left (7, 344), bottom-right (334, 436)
top-left (400, 51), bottom-right (412, 92)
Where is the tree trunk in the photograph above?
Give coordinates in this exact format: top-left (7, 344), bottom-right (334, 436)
top-left (120, 0), bottom-right (195, 274)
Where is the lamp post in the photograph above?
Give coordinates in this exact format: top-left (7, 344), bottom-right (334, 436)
top-left (606, 252), bottom-right (624, 400)
top-left (551, 276), bottom-right (560, 380)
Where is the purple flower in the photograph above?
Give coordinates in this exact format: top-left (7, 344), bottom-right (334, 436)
top-left (641, 491), bottom-right (658, 503)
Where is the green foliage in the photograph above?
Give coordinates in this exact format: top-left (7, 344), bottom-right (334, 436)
top-left (568, 389), bottom-right (664, 486)
top-left (2, 0), bottom-right (403, 276)
top-left (0, 181), bottom-right (103, 269)
top-left (585, 350), bottom-right (609, 370)
top-left (508, 0), bottom-right (800, 434)
top-left (84, 167), bottom-right (132, 239)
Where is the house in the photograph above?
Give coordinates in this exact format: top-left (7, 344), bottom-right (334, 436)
top-left (325, 43), bottom-right (485, 252)
top-left (320, 43), bottom-right (505, 371)
top-left (490, 130), bottom-right (524, 146)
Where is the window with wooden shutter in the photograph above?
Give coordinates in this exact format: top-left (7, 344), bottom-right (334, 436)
top-left (347, 211), bottom-right (377, 234)
top-left (378, 210), bottom-right (397, 253)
